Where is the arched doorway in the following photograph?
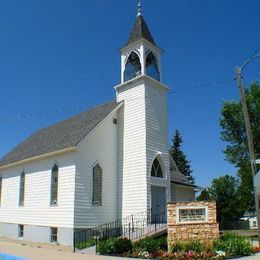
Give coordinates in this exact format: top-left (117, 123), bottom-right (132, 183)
top-left (150, 157), bottom-right (166, 220)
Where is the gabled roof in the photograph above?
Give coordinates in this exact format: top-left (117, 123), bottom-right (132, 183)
top-left (125, 15), bottom-right (155, 47)
top-left (0, 101), bottom-right (119, 167)
top-left (169, 153), bottom-right (200, 189)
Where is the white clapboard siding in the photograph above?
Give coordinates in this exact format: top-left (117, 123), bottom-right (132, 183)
top-left (74, 109), bottom-right (119, 228)
top-left (145, 81), bottom-right (171, 204)
top-left (0, 153), bottom-right (76, 228)
top-left (117, 76), bottom-right (171, 218)
top-left (117, 81), bottom-right (148, 218)
top-left (171, 184), bottom-right (195, 202)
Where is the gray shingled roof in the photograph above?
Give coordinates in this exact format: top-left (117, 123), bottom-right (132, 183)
top-left (0, 101), bottom-right (119, 167)
top-left (171, 170), bottom-right (189, 184)
top-left (170, 171), bottom-right (199, 188)
top-left (125, 15), bottom-right (155, 47)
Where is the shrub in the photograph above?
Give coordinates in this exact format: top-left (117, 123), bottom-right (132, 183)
top-left (157, 236), bottom-right (168, 251)
top-left (170, 240), bottom-right (184, 253)
top-left (134, 237), bottom-right (160, 253)
top-left (184, 239), bottom-right (203, 253)
top-left (113, 238), bottom-right (133, 254)
top-left (76, 238), bottom-right (96, 249)
top-left (96, 238), bottom-right (117, 255)
top-left (213, 232), bottom-right (253, 257)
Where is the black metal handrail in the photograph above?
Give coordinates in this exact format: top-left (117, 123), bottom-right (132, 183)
top-left (73, 209), bottom-right (167, 252)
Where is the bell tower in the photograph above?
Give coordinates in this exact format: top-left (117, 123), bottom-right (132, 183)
top-left (115, 2), bottom-right (171, 219)
top-left (120, 1), bottom-right (162, 84)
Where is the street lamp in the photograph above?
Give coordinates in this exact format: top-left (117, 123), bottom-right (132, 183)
top-left (235, 53), bottom-right (260, 241)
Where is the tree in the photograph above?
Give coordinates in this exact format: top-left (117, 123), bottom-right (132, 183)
top-left (197, 188), bottom-right (211, 201)
top-left (208, 175), bottom-right (243, 223)
top-left (170, 129), bottom-right (195, 184)
top-left (220, 82), bottom-right (260, 213)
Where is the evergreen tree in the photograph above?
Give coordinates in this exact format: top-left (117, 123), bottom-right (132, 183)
top-left (170, 129), bottom-right (195, 184)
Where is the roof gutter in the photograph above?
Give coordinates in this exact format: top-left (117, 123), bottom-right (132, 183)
top-left (171, 180), bottom-right (202, 190)
top-left (0, 147), bottom-right (77, 170)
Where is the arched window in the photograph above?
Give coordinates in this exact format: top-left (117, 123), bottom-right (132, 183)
top-left (92, 164), bottom-right (102, 206)
top-left (50, 164), bottom-right (58, 205)
top-left (19, 172), bottom-right (25, 206)
top-left (151, 158), bottom-right (163, 178)
top-left (146, 52), bottom-right (160, 81)
top-left (124, 51), bottom-right (141, 82)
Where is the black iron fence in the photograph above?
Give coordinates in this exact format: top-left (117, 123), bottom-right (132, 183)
top-left (73, 209), bottom-right (167, 252)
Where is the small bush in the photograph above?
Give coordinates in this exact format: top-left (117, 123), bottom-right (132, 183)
top-left (170, 240), bottom-right (184, 253)
top-left (157, 236), bottom-right (168, 251)
top-left (96, 238), bottom-right (117, 255)
top-left (213, 232), bottom-right (253, 257)
top-left (184, 239), bottom-right (203, 253)
top-left (113, 238), bottom-right (132, 254)
top-left (134, 237), bottom-right (160, 253)
top-left (76, 237), bottom-right (96, 249)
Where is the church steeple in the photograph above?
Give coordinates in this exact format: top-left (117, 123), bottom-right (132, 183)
top-left (120, 4), bottom-right (162, 84)
top-left (125, 1), bottom-right (156, 47)
top-left (115, 2), bottom-right (170, 219)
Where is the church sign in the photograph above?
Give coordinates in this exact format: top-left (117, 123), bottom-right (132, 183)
top-left (167, 201), bottom-right (219, 247)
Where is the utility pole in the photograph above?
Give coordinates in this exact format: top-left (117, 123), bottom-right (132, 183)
top-left (235, 66), bottom-right (260, 241)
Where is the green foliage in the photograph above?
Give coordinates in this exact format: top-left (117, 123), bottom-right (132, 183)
top-left (184, 240), bottom-right (203, 253)
top-left (96, 238), bottom-right (117, 255)
top-left (156, 236), bottom-right (168, 251)
top-left (196, 188), bottom-right (211, 201)
top-left (170, 240), bottom-right (184, 253)
top-left (213, 232), bottom-right (253, 257)
top-left (134, 237), bottom-right (160, 253)
top-left (208, 175), bottom-right (243, 223)
top-left (113, 238), bottom-right (132, 254)
top-left (76, 238), bottom-right (96, 249)
top-left (220, 82), bottom-right (260, 213)
top-left (97, 235), bottom-right (255, 258)
top-left (170, 129), bottom-right (195, 184)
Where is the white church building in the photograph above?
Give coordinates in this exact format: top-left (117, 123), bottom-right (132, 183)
top-left (0, 6), bottom-right (197, 246)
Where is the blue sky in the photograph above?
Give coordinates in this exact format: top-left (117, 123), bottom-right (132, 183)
top-left (0, 0), bottom-right (259, 188)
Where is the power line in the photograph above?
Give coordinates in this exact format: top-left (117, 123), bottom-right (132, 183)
top-left (0, 77), bottom-right (236, 121)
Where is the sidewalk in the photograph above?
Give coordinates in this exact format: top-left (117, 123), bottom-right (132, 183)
top-left (0, 238), bottom-right (135, 260)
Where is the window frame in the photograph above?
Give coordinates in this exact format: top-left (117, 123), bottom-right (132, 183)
top-left (18, 224), bottom-right (24, 239)
top-left (19, 172), bottom-right (25, 207)
top-left (50, 227), bottom-right (58, 243)
top-left (146, 51), bottom-right (160, 81)
top-left (176, 206), bottom-right (208, 224)
top-left (92, 163), bottom-right (103, 206)
top-left (50, 164), bottom-right (59, 206)
top-left (124, 51), bottom-right (142, 82)
top-left (151, 157), bottom-right (164, 178)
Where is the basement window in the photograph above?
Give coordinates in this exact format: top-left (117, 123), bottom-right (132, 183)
top-left (50, 227), bottom-right (58, 243)
top-left (18, 225), bottom-right (24, 238)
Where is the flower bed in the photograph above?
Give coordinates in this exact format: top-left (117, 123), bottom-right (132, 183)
top-left (96, 232), bottom-right (257, 259)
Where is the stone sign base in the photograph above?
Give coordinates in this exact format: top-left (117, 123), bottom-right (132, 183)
top-left (168, 201), bottom-right (219, 247)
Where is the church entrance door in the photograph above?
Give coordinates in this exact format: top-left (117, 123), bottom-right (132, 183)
top-left (151, 186), bottom-right (166, 223)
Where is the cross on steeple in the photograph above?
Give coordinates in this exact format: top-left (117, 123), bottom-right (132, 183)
top-left (137, 0), bottom-right (142, 16)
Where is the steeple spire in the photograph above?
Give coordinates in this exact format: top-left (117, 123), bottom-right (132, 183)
top-left (125, 1), bottom-right (156, 47)
top-left (137, 0), bottom-right (142, 16)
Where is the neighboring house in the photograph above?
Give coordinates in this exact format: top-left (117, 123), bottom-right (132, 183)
top-left (0, 8), bottom-right (198, 246)
top-left (240, 213), bottom-right (258, 230)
